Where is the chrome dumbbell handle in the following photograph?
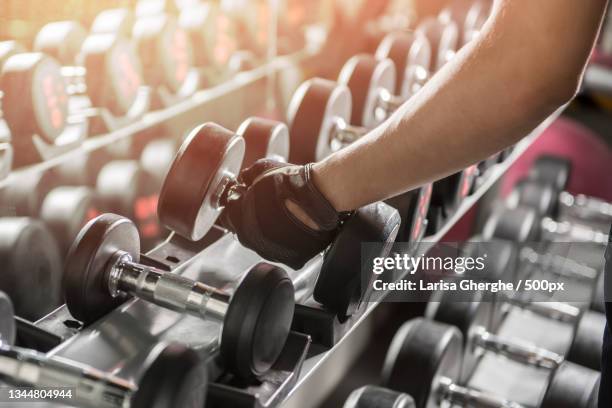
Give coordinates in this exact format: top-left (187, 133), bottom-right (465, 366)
top-left (541, 217), bottom-right (609, 245)
top-left (60, 66), bottom-right (88, 95)
top-left (0, 343), bottom-right (133, 408)
top-left (559, 191), bottom-right (612, 221)
top-left (473, 327), bottom-right (564, 371)
top-left (504, 296), bottom-right (580, 324)
top-left (378, 88), bottom-right (405, 113)
top-left (108, 251), bottom-right (230, 321)
top-left (332, 117), bottom-right (367, 146)
top-left (520, 247), bottom-right (598, 281)
top-left (438, 376), bottom-right (526, 408)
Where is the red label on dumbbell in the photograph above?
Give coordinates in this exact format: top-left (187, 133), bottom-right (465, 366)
top-left (111, 42), bottom-right (142, 114)
top-left (35, 59), bottom-right (68, 140)
top-left (134, 194), bottom-right (160, 239)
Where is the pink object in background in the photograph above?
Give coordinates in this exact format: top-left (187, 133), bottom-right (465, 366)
top-left (501, 117), bottom-right (612, 201)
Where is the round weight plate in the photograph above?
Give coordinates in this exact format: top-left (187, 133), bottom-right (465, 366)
top-left (0, 218), bottom-right (62, 320)
top-left (376, 31), bottom-right (431, 98)
top-left (179, 2), bottom-right (218, 67)
top-left (482, 206), bottom-right (540, 242)
top-left (237, 117), bottom-right (290, 169)
top-left (381, 318), bottom-right (462, 408)
top-left (1, 53), bottom-right (68, 143)
top-left (34, 21), bottom-right (86, 65)
top-left (39, 186), bottom-right (98, 257)
top-left (0, 41), bottom-right (25, 71)
top-left (416, 18), bottom-right (459, 72)
top-left (529, 155), bottom-right (572, 191)
top-left (426, 291), bottom-right (491, 382)
top-left (222, 263), bottom-right (294, 379)
top-left (0, 169), bottom-right (56, 217)
top-left (338, 54), bottom-right (396, 128)
top-left (96, 161), bottom-right (142, 218)
top-left (314, 202), bottom-right (400, 321)
top-left (0, 291), bottom-right (16, 346)
top-left (56, 149), bottom-right (113, 187)
top-left (287, 78), bottom-right (352, 163)
top-left (508, 179), bottom-right (559, 218)
top-left (91, 8), bottom-right (135, 38)
top-left (134, 15), bottom-right (193, 92)
top-left (344, 385), bottom-right (416, 408)
top-left (439, 0), bottom-right (475, 44)
top-left (540, 361), bottom-right (600, 408)
top-left (132, 343), bottom-right (208, 408)
top-left (63, 214), bottom-right (140, 324)
top-left (158, 123), bottom-right (245, 241)
top-left (140, 138), bottom-right (179, 189)
top-left (567, 310), bottom-right (605, 371)
top-left (83, 34), bottom-right (143, 116)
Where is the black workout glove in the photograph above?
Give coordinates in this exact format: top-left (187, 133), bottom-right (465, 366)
top-left (222, 160), bottom-right (346, 270)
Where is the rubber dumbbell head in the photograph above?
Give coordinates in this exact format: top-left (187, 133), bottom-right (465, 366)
top-left (0, 218), bottom-right (62, 320)
top-left (375, 31), bottom-right (431, 98)
top-left (34, 21), bottom-right (86, 65)
top-left (338, 54), bottom-right (396, 128)
top-left (237, 116), bottom-right (290, 169)
top-left (63, 213), bottom-right (294, 380)
top-left (416, 17), bottom-right (459, 72)
top-left (287, 78), bottom-right (355, 163)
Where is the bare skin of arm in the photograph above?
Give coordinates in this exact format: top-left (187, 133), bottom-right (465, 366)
top-left (306, 0), bottom-right (608, 214)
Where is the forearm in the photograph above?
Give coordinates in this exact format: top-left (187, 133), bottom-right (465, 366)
top-left (312, 0), bottom-right (608, 212)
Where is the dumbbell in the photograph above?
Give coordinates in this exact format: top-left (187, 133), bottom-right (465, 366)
top-left (0, 40), bottom-right (25, 70)
top-left (0, 218), bottom-right (62, 320)
top-left (426, 285), bottom-right (604, 379)
top-left (382, 318), bottom-right (600, 408)
top-left (286, 77), bottom-right (429, 244)
top-left (0, 291), bottom-right (208, 408)
top-left (64, 212), bottom-right (294, 380)
top-left (509, 176), bottom-right (612, 225)
top-left (157, 122), bottom-right (400, 320)
top-left (375, 31), bottom-right (432, 104)
top-left (0, 52), bottom-right (85, 166)
top-left (95, 159), bottom-right (163, 250)
top-left (484, 204), bottom-right (609, 246)
top-left (344, 385), bottom-right (416, 408)
top-left (0, 172), bottom-right (100, 257)
top-left (522, 155), bottom-right (612, 223)
top-left (439, 0), bottom-right (492, 46)
top-left (34, 21), bottom-right (146, 119)
top-left (415, 17), bottom-right (460, 73)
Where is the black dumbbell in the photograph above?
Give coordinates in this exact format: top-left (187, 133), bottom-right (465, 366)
top-left (426, 284), bottom-right (604, 378)
top-left (0, 291), bottom-right (207, 408)
top-left (439, 0), bottom-right (492, 46)
top-left (375, 31), bottom-right (431, 100)
top-left (95, 160), bottom-right (163, 250)
top-left (484, 204), bottom-right (608, 246)
top-left (63, 212), bottom-right (294, 380)
top-left (238, 116), bottom-right (290, 169)
top-left (0, 218), bottom-right (62, 320)
top-left (133, 13), bottom-right (199, 103)
top-left (415, 17), bottom-right (460, 73)
top-left (344, 385), bottom-right (416, 408)
top-left (34, 21), bottom-right (148, 121)
top-left (157, 122), bottom-right (400, 320)
top-left (520, 155), bottom-right (612, 223)
top-left (0, 52), bottom-right (85, 166)
top-left (0, 172), bottom-right (99, 257)
top-left (382, 318), bottom-right (600, 408)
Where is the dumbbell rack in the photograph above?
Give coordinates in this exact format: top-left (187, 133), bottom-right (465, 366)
top-left (1, 18), bottom-right (572, 407)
